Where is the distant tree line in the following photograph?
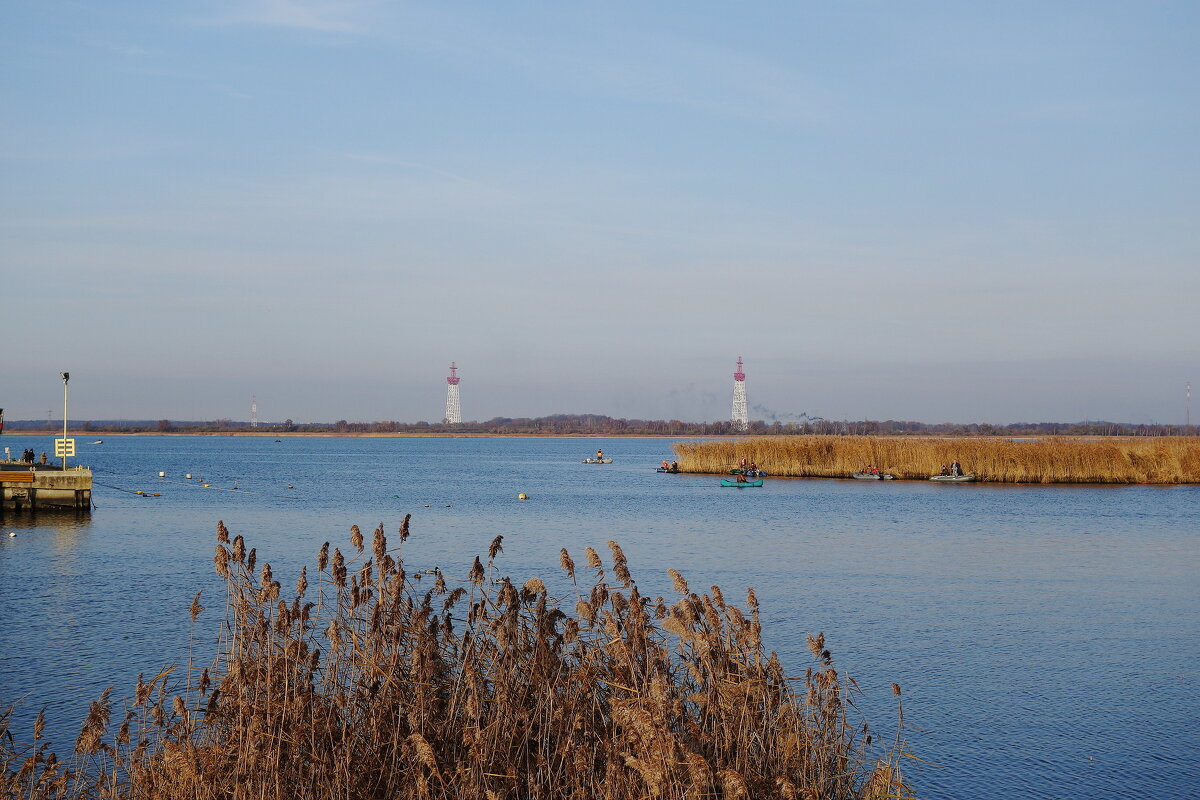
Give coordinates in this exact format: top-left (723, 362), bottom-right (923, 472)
top-left (2, 414), bottom-right (1196, 437)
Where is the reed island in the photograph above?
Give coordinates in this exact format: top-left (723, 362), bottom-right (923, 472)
top-left (672, 436), bottom-right (1200, 484)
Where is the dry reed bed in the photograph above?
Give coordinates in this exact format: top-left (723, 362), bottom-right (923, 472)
top-left (672, 436), bottom-right (1200, 484)
top-left (2, 518), bottom-right (912, 800)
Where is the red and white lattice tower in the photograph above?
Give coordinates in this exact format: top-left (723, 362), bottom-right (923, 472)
top-left (444, 362), bottom-right (462, 424)
top-left (250, 395), bottom-right (258, 428)
top-left (731, 356), bottom-right (748, 430)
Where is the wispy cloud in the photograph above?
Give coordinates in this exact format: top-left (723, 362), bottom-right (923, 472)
top-left (337, 153), bottom-right (499, 191)
top-left (196, 0), bottom-right (369, 33)
top-left (83, 39), bottom-right (162, 57)
top-left (575, 31), bottom-right (829, 124)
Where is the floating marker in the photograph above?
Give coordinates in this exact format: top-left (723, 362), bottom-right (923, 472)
top-left (158, 471), bottom-right (165, 478)
top-left (7, 532), bottom-right (15, 538)
top-left (185, 473), bottom-right (192, 479)
top-left (518, 493), bottom-right (528, 500)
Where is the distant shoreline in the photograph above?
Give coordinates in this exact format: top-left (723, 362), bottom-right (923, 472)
top-left (3, 431), bottom-right (699, 439)
top-left (3, 430), bottom-right (1192, 441)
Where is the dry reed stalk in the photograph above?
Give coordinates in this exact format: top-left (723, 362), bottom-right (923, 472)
top-left (1, 518), bottom-right (915, 800)
top-left (673, 435), bottom-right (1200, 483)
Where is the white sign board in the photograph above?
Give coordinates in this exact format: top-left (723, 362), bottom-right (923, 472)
top-left (54, 438), bottom-right (76, 457)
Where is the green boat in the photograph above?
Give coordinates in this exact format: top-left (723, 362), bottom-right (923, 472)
top-left (720, 478), bottom-right (763, 487)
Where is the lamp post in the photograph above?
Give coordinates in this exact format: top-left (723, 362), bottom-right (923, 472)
top-left (61, 372), bottom-right (69, 470)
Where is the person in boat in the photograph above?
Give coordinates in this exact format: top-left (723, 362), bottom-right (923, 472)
top-left (871, 466), bottom-right (880, 475)
top-left (951, 460), bottom-right (962, 477)
top-left (671, 460), bottom-right (679, 472)
top-left (661, 460), bottom-right (669, 470)
top-left (735, 472), bottom-right (749, 483)
top-left (739, 457), bottom-right (747, 469)
top-left (749, 462), bottom-right (758, 475)
top-left (939, 464), bottom-right (950, 476)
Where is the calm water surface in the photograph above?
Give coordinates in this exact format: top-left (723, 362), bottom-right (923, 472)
top-left (0, 435), bottom-right (1196, 799)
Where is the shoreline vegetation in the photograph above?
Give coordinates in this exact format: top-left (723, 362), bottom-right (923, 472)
top-left (3, 412), bottom-right (1196, 438)
top-left (673, 436), bottom-right (1200, 484)
top-left (1, 520), bottom-right (913, 799)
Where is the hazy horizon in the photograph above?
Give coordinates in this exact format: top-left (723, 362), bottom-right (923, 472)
top-left (3, 353), bottom-right (1194, 428)
top-left (4, 2), bottom-right (1196, 425)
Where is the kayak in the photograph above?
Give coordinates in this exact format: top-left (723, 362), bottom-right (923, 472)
top-left (582, 458), bottom-right (613, 464)
top-left (721, 479), bottom-right (763, 487)
top-left (852, 472), bottom-right (894, 480)
top-left (929, 474), bottom-right (975, 482)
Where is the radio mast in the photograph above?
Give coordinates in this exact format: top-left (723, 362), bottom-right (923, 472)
top-left (444, 363), bottom-right (461, 424)
top-left (731, 356), bottom-right (748, 431)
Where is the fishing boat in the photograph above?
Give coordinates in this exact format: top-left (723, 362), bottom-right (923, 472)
top-left (929, 474), bottom-right (976, 483)
top-left (728, 469), bottom-right (769, 478)
top-left (656, 467), bottom-right (680, 473)
top-left (852, 472), bottom-right (894, 480)
top-left (91, 440), bottom-right (104, 445)
top-left (721, 478), bottom-right (763, 487)
top-left (582, 458), bottom-right (613, 464)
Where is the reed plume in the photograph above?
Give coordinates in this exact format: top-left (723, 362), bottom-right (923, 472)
top-left (1, 518), bottom-right (914, 800)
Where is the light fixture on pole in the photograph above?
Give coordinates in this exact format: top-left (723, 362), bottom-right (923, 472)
top-left (60, 372), bottom-right (70, 470)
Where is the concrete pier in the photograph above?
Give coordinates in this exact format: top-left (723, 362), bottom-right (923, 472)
top-left (0, 463), bottom-right (92, 513)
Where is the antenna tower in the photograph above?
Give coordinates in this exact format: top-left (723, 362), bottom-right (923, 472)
top-left (1187, 382), bottom-right (1191, 428)
top-left (444, 362), bottom-right (461, 424)
top-left (251, 395), bottom-right (258, 428)
top-left (731, 356), bottom-right (748, 431)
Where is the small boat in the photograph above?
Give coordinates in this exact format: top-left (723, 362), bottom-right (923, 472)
top-left (729, 469), bottom-right (769, 477)
top-left (721, 478), bottom-right (763, 487)
top-left (91, 440), bottom-right (104, 445)
top-left (929, 474), bottom-right (976, 483)
top-left (852, 472), bottom-right (894, 480)
top-left (656, 467), bottom-right (681, 473)
top-left (582, 458), bottom-right (613, 464)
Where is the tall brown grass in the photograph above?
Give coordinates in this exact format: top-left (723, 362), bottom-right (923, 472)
top-left (1, 518), bottom-right (914, 800)
top-left (673, 436), bottom-right (1200, 483)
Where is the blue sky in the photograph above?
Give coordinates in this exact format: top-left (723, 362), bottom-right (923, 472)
top-left (3, 1), bottom-right (1197, 424)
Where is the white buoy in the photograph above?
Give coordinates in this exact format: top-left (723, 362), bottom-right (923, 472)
top-left (159, 471), bottom-right (165, 478)
top-left (518, 493), bottom-right (528, 500)
top-left (7, 532), bottom-right (15, 538)
top-left (185, 473), bottom-right (192, 479)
